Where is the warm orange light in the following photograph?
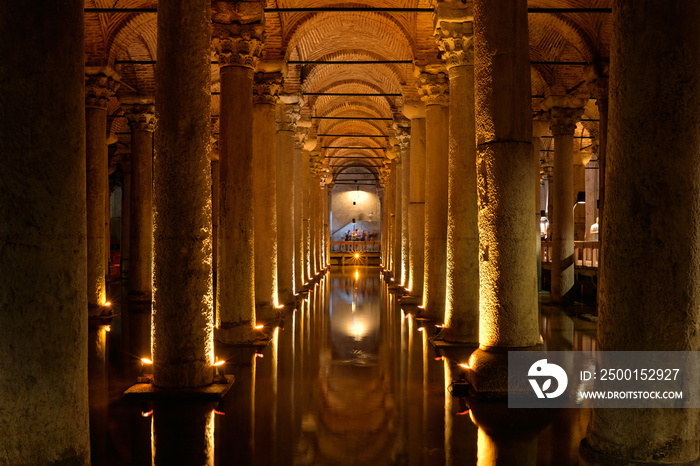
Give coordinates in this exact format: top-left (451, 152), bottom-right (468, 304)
top-left (276, 304), bottom-right (285, 309)
top-left (213, 360), bottom-right (226, 367)
top-left (435, 356), bottom-right (444, 361)
top-left (354, 270), bottom-right (359, 281)
top-left (141, 410), bottom-right (153, 418)
top-left (255, 352), bottom-right (264, 358)
top-left (254, 324), bottom-right (264, 330)
top-left (104, 301), bottom-right (112, 307)
top-left (354, 253), bottom-right (360, 259)
top-left (458, 363), bottom-right (470, 370)
top-left (435, 324), bottom-right (444, 328)
top-left (104, 325), bottom-right (111, 332)
top-left (141, 358), bottom-right (153, 365)
top-left (457, 409), bottom-right (471, 416)
top-left (213, 409), bottom-right (226, 416)
top-left (417, 327), bottom-right (424, 332)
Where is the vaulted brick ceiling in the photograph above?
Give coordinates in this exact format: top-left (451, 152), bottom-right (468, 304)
top-left (85, 0), bottom-right (611, 183)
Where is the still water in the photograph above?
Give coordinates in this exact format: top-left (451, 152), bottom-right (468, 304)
top-left (96, 267), bottom-right (597, 465)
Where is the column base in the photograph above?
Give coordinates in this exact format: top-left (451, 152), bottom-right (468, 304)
top-left (467, 344), bottom-right (543, 395)
top-left (123, 374), bottom-right (234, 401)
top-left (579, 438), bottom-right (700, 466)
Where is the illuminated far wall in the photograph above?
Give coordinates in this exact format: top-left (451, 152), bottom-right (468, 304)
top-left (330, 183), bottom-right (381, 241)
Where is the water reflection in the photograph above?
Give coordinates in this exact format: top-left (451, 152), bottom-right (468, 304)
top-left (95, 268), bottom-right (600, 465)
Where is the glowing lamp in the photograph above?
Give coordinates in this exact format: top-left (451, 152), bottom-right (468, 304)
top-left (458, 363), bottom-right (470, 370)
top-left (254, 324), bottom-right (264, 330)
top-left (141, 358), bottom-right (153, 365)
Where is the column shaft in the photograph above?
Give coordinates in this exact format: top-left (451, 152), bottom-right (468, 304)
top-left (0, 1), bottom-right (90, 462)
top-left (125, 105), bottom-right (155, 301)
top-left (396, 127), bottom-right (411, 287)
top-left (276, 101), bottom-right (299, 305)
top-left (582, 1), bottom-right (700, 463)
top-left (253, 73), bottom-right (281, 315)
top-left (469, 0), bottom-right (538, 392)
top-left (152, 0), bottom-right (213, 387)
top-left (293, 141), bottom-right (305, 292)
top-left (392, 160), bottom-right (402, 280)
top-left (408, 116), bottom-right (426, 296)
top-left (442, 46), bottom-right (479, 343)
top-left (302, 152), bottom-right (312, 282)
top-left (419, 72), bottom-right (449, 320)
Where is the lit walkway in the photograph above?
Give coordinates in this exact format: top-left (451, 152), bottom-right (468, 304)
top-left (98, 267), bottom-right (597, 465)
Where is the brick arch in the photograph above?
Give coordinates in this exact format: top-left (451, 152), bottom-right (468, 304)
top-left (282, 12), bottom-right (414, 63)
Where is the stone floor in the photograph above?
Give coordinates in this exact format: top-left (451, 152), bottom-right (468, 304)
top-left (95, 267), bottom-right (598, 465)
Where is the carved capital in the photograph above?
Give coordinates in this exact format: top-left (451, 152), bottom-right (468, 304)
top-left (294, 126), bottom-right (310, 150)
top-left (435, 21), bottom-right (474, 68)
top-left (416, 71), bottom-right (449, 106)
top-left (549, 107), bottom-right (585, 136)
top-left (212, 22), bottom-right (265, 69)
top-left (124, 103), bottom-right (156, 133)
top-left (253, 72), bottom-right (282, 105)
top-left (393, 122), bottom-right (411, 152)
top-left (85, 70), bottom-right (120, 109)
top-left (277, 99), bottom-right (302, 132)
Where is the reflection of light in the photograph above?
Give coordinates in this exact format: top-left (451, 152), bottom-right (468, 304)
top-left (348, 318), bottom-right (367, 341)
top-left (141, 358), bottom-right (153, 365)
top-left (354, 270), bottom-right (359, 281)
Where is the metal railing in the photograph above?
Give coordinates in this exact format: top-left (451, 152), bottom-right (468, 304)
top-left (330, 241), bottom-right (381, 253)
top-left (541, 241), bottom-right (599, 268)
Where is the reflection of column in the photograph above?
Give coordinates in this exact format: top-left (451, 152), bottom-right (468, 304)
top-left (218, 350), bottom-right (256, 464)
top-left (86, 68), bottom-right (119, 313)
top-left (403, 103), bottom-right (426, 297)
top-left (418, 69), bottom-right (449, 320)
top-left (277, 96), bottom-right (301, 305)
top-left (581, 2), bottom-right (700, 464)
top-left (546, 103), bottom-right (584, 304)
top-left (88, 325), bottom-right (109, 466)
top-left (436, 7), bottom-right (479, 342)
top-left (469, 0), bottom-right (539, 392)
top-left (212, 20), bottom-right (263, 342)
top-left (153, 404), bottom-right (214, 465)
top-left (152, 0), bottom-right (213, 387)
top-left (0, 3), bottom-right (89, 462)
top-left (253, 71), bottom-right (282, 316)
top-left (476, 428), bottom-right (537, 466)
top-left (124, 102), bottom-right (155, 303)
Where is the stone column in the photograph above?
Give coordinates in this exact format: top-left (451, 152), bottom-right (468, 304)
top-left (391, 157), bottom-right (402, 280)
top-left (120, 154), bottom-right (131, 280)
top-left (435, 4), bottom-right (479, 343)
top-left (395, 124), bottom-right (411, 287)
top-left (212, 17), bottom-right (264, 342)
top-left (302, 150), bottom-right (313, 282)
top-left (86, 68), bottom-right (119, 314)
top-left (293, 127), bottom-right (310, 293)
top-left (152, 0), bottom-right (213, 387)
top-left (253, 71), bottom-right (282, 317)
top-left (403, 103), bottom-right (427, 297)
top-left (124, 102), bottom-right (155, 303)
top-left (469, 0), bottom-right (539, 392)
top-left (545, 102), bottom-right (584, 303)
top-left (325, 184), bottom-right (332, 267)
top-left (581, 2), bottom-right (700, 464)
top-left (0, 2), bottom-right (90, 463)
top-left (277, 96), bottom-right (301, 305)
top-left (584, 152), bottom-right (598, 241)
top-left (417, 69), bottom-right (449, 320)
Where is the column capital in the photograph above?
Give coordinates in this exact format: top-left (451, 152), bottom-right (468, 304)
top-left (212, 22), bottom-right (265, 69)
top-left (123, 103), bottom-right (156, 133)
top-left (416, 68), bottom-right (449, 106)
top-left (393, 122), bottom-right (411, 151)
top-left (85, 67), bottom-right (120, 109)
top-left (253, 72), bottom-right (282, 104)
top-left (294, 125), bottom-right (310, 150)
top-left (584, 62), bottom-right (609, 104)
top-left (277, 94), bottom-right (303, 132)
top-left (434, 1), bottom-right (474, 70)
top-left (548, 106), bottom-right (585, 136)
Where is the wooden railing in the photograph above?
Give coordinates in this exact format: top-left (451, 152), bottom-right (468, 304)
top-left (541, 241), bottom-right (599, 268)
top-left (330, 241), bottom-right (381, 253)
